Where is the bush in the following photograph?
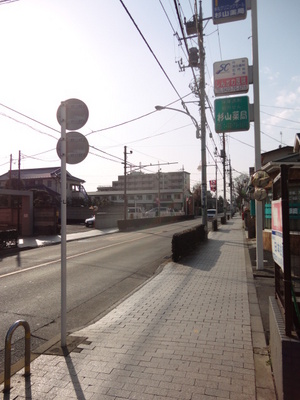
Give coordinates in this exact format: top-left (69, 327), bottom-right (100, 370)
top-left (172, 224), bottom-right (206, 261)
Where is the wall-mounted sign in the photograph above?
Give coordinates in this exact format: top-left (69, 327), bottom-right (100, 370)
top-left (214, 96), bottom-right (249, 133)
top-left (214, 58), bottom-right (248, 96)
top-left (212, 0), bottom-right (247, 25)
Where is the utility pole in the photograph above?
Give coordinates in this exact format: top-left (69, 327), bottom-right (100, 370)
top-left (157, 167), bottom-right (161, 217)
top-left (222, 132), bottom-right (226, 221)
top-left (17, 150), bottom-right (21, 235)
top-left (9, 154), bottom-right (12, 185)
top-left (198, 0), bottom-right (207, 233)
top-left (124, 146), bottom-right (128, 220)
top-left (123, 146), bottom-right (132, 220)
top-left (229, 159), bottom-right (233, 215)
top-left (251, 0), bottom-right (264, 270)
top-left (215, 154), bottom-right (218, 213)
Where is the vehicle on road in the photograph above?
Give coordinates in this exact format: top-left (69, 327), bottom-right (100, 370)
top-left (207, 209), bottom-right (217, 220)
top-left (85, 215), bottom-right (95, 227)
top-left (145, 207), bottom-right (172, 217)
top-left (128, 207), bottom-right (144, 219)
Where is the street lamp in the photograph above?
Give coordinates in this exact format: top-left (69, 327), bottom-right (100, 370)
top-left (155, 105), bottom-right (207, 232)
top-left (155, 105), bottom-right (200, 139)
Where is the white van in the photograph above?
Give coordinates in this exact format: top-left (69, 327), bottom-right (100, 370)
top-left (128, 207), bottom-right (144, 219)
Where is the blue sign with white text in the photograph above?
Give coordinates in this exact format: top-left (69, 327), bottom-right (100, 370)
top-left (212, 0), bottom-right (247, 25)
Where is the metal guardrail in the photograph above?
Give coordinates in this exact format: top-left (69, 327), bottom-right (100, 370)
top-left (3, 320), bottom-right (31, 393)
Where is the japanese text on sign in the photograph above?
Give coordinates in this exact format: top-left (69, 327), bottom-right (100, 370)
top-left (214, 96), bottom-right (249, 133)
top-left (212, 0), bottom-right (247, 25)
top-left (214, 58), bottom-right (248, 96)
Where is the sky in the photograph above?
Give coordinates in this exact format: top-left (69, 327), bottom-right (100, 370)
top-left (0, 0), bottom-right (299, 197)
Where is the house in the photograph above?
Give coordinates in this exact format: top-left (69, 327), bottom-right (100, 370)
top-left (0, 167), bottom-right (89, 234)
top-left (0, 167), bottom-right (89, 206)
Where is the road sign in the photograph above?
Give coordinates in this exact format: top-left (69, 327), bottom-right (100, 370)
top-left (212, 0), bottom-right (247, 25)
top-left (214, 58), bottom-right (248, 96)
top-left (57, 131), bottom-right (89, 164)
top-left (214, 96), bottom-right (249, 133)
top-left (57, 98), bottom-right (89, 130)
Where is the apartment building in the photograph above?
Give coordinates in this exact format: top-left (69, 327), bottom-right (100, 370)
top-left (89, 170), bottom-right (191, 211)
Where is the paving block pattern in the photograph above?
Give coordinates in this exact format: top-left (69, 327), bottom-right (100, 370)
top-left (1, 219), bottom-right (260, 399)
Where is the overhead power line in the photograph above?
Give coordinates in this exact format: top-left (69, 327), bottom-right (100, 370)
top-left (118, 0), bottom-right (183, 101)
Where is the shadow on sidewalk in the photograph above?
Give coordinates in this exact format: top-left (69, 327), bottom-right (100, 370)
top-left (247, 238), bottom-right (275, 345)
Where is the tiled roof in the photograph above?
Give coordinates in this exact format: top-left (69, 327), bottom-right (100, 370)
top-left (0, 167), bottom-right (85, 183)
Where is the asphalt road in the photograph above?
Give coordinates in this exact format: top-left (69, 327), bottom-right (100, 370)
top-left (0, 219), bottom-right (203, 373)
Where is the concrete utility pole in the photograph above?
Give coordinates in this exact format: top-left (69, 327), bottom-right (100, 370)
top-left (222, 133), bottom-right (226, 220)
top-left (229, 159), bottom-right (233, 214)
top-left (123, 146), bottom-right (133, 220)
top-left (251, 0), bottom-right (264, 270)
top-left (197, 0), bottom-right (207, 233)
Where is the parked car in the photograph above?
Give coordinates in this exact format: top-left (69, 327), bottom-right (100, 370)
top-left (145, 207), bottom-right (171, 218)
top-left (127, 207), bottom-right (144, 219)
top-left (85, 215), bottom-right (95, 227)
top-left (207, 209), bottom-right (217, 220)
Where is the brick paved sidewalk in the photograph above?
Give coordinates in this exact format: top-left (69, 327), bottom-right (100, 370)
top-left (1, 217), bottom-right (276, 399)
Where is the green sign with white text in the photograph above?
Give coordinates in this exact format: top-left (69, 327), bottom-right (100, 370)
top-left (214, 96), bottom-right (250, 133)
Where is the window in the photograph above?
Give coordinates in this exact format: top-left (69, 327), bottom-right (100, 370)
top-left (71, 184), bottom-right (80, 192)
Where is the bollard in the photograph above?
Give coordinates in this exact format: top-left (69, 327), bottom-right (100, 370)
top-left (3, 320), bottom-right (31, 393)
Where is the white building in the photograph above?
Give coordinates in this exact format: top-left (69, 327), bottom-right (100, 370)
top-left (88, 170), bottom-right (191, 211)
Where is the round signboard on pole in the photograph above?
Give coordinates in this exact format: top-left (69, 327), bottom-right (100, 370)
top-left (57, 98), bottom-right (89, 131)
top-left (57, 131), bottom-right (89, 164)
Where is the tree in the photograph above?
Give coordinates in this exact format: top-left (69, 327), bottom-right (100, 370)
top-left (192, 183), bottom-right (201, 206)
top-left (233, 173), bottom-right (250, 210)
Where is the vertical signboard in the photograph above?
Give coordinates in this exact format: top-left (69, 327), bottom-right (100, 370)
top-left (272, 199), bottom-right (284, 270)
top-left (209, 180), bottom-right (216, 192)
top-left (214, 58), bottom-right (248, 96)
top-left (212, 0), bottom-right (247, 25)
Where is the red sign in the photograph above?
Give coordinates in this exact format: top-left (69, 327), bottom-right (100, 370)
top-left (209, 180), bottom-right (216, 192)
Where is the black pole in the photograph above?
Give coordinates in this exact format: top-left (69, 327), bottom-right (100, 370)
top-left (281, 164), bottom-right (292, 336)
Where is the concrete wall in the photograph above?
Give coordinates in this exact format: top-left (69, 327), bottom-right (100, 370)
top-left (269, 296), bottom-right (300, 400)
top-left (0, 189), bottom-right (33, 236)
top-left (95, 212), bottom-right (123, 229)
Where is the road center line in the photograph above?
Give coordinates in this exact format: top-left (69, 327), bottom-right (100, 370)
top-left (0, 235), bottom-right (149, 280)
